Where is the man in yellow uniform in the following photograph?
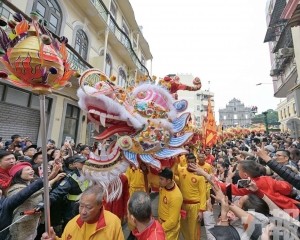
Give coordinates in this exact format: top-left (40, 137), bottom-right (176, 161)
top-left (158, 168), bottom-right (183, 240)
top-left (197, 152), bottom-right (213, 200)
top-left (125, 165), bottom-right (147, 196)
top-left (41, 185), bottom-right (124, 240)
top-left (178, 154), bottom-right (187, 167)
top-left (178, 153), bottom-right (207, 240)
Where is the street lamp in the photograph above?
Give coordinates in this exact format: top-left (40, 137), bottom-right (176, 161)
top-left (256, 83), bottom-right (273, 86)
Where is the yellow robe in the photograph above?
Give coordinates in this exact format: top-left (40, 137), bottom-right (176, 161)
top-left (199, 162), bottom-right (213, 199)
top-left (57, 211), bottom-right (124, 240)
top-left (158, 183), bottom-right (183, 240)
top-left (125, 167), bottom-right (146, 196)
top-left (178, 166), bottom-right (207, 240)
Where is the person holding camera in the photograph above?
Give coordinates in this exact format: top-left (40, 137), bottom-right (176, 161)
top-left (188, 160), bottom-right (300, 219)
top-left (257, 147), bottom-right (300, 190)
top-left (6, 162), bottom-right (65, 240)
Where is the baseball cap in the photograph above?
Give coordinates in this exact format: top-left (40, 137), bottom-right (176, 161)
top-left (23, 145), bottom-right (37, 153)
top-left (73, 155), bottom-right (87, 163)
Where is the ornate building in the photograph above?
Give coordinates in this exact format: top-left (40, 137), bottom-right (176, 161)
top-left (0, 0), bottom-right (153, 145)
top-left (219, 98), bottom-right (253, 128)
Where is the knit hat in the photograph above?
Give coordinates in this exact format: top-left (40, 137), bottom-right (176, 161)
top-left (9, 162), bottom-right (32, 177)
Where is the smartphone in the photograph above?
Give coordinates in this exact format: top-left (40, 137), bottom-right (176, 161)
top-left (226, 184), bottom-right (232, 203)
top-left (237, 179), bottom-right (251, 188)
top-left (251, 144), bottom-right (257, 152)
top-left (232, 164), bottom-right (237, 172)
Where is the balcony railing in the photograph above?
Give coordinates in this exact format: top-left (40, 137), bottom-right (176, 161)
top-left (272, 25), bottom-right (293, 53)
top-left (67, 49), bottom-right (90, 73)
top-left (90, 0), bottom-right (148, 76)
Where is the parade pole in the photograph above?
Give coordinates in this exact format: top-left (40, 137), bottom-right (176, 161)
top-left (0, 11), bottom-right (76, 235)
top-left (39, 94), bottom-right (51, 233)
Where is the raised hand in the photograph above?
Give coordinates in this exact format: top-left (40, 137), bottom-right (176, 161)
top-left (41, 227), bottom-right (56, 240)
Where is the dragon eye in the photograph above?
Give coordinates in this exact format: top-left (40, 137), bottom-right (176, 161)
top-left (137, 91), bottom-right (146, 99)
top-left (146, 108), bottom-right (153, 116)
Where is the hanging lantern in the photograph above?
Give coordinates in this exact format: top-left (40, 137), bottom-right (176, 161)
top-left (0, 12), bottom-right (75, 94)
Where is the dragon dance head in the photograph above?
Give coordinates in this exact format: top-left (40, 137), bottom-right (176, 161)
top-left (77, 69), bottom-right (202, 200)
top-left (0, 12), bottom-right (75, 94)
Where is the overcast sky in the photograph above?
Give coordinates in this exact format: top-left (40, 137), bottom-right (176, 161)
top-left (129, 0), bottom-right (280, 119)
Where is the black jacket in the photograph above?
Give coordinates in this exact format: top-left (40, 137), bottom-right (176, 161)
top-left (0, 178), bottom-right (43, 239)
top-left (49, 170), bottom-right (82, 204)
top-left (49, 170), bottom-right (84, 225)
top-left (267, 160), bottom-right (300, 190)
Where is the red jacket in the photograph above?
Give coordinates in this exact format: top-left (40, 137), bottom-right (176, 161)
top-left (219, 176), bottom-right (300, 218)
top-left (0, 167), bottom-right (11, 191)
top-left (103, 174), bottom-right (129, 220)
top-left (132, 219), bottom-right (166, 240)
top-left (205, 154), bottom-right (215, 165)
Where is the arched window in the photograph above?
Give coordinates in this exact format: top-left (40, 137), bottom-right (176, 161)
top-left (118, 68), bottom-right (126, 87)
top-left (32, 0), bottom-right (62, 35)
top-left (105, 54), bottom-right (112, 77)
top-left (74, 29), bottom-right (88, 60)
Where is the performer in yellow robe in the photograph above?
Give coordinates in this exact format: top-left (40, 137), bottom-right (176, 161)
top-left (125, 166), bottom-right (146, 196)
top-left (158, 168), bottom-right (183, 240)
top-left (178, 153), bottom-right (207, 240)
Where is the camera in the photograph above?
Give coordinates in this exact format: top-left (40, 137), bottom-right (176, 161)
top-left (237, 179), bottom-right (251, 188)
top-left (251, 144), bottom-right (257, 151)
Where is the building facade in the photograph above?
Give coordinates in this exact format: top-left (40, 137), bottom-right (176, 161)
top-left (219, 98), bottom-right (253, 128)
top-left (176, 74), bottom-right (215, 128)
top-left (0, 0), bottom-right (152, 146)
top-left (264, 0), bottom-right (300, 133)
top-left (194, 90), bottom-right (215, 128)
top-left (277, 97), bottom-right (298, 131)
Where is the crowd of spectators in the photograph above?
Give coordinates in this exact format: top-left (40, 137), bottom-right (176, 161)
top-left (0, 131), bottom-right (300, 240)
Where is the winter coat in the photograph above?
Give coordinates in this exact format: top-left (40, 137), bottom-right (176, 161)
top-left (220, 176), bottom-right (300, 218)
top-left (0, 178), bottom-right (43, 239)
top-left (6, 182), bottom-right (43, 240)
top-left (0, 167), bottom-right (12, 191)
top-left (267, 159), bottom-right (300, 190)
